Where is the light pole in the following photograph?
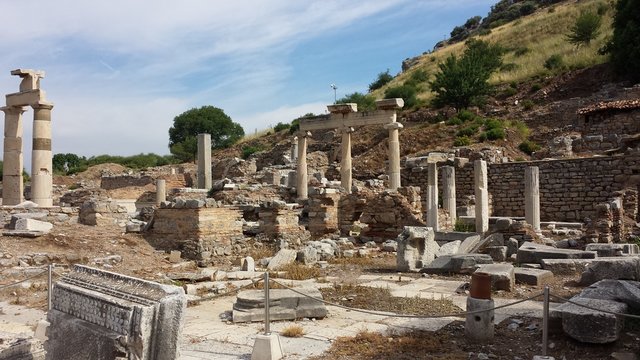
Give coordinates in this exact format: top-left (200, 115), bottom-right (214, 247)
top-left (330, 84), bottom-right (337, 103)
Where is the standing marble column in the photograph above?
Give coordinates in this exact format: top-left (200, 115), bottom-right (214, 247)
top-left (384, 122), bottom-right (404, 190)
top-left (296, 131), bottom-right (311, 200)
top-left (1, 106), bottom-right (26, 205)
top-left (442, 166), bottom-right (457, 221)
top-left (426, 163), bottom-right (439, 230)
top-left (340, 127), bottom-right (354, 194)
top-left (525, 166), bottom-right (541, 233)
top-left (290, 136), bottom-right (298, 162)
top-left (197, 133), bottom-right (212, 189)
top-left (474, 160), bottom-right (489, 233)
top-left (31, 101), bottom-right (54, 207)
top-left (156, 179), bottom-right (167, 206)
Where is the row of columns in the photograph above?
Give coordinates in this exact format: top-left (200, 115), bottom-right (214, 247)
top-left (427, 160), bottom-right (540, 234)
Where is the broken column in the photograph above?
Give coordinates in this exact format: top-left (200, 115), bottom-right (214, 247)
top-left (426, 163), bottom-right (438, 230)
top-left (442, 165), bottom-right (456, 221)
top-left (385, 122), bottom-right (403, 191)
top-left (1, 106), bottom-right (26, 205)
top-left (197, 133), bottom-right (212, 189)
top-left (156, 179), bottom-right (166, 206)
top-left (474, 160), bottom-right (489, 233)
top-left (290, 136), bottom-right (298, 162)
top-left (296, 131), bottom-right (311, 200)
top-left (524, 166), bottom-right (541, 233)
top-left (340, 127), bottom-right (354, 194)
top-left (31, 101), bottom-right (54, 207)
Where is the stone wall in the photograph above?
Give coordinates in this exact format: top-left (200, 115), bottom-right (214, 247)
top-left (258, 201), bottom-right (305, 240)
top-left (360, 187), bottom-right (424, 241)
top-left (403, 154), bottom-right (640, 222)
top-left (147, 203), bottom-right (243, 260)
top-left (308, 190), bottom-right (341, 237)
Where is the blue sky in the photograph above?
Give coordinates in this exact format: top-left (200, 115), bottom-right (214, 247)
top-left (0, 0), bottom-right (495, 161)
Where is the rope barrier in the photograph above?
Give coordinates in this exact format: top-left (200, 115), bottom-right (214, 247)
top-left (270, 278), bottom-right (544, 319)
top-left (195, 276), bottom-right (265, 302)
top-left (0, 269), bottom-right (48, 290)
top-left (550, 293), bottom-right (640, 320)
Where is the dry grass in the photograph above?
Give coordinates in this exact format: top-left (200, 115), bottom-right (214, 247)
top-left (238, 127), bottom-right (274, 144)
top-left (372, 0), bottom-right (613, 102)
top-left (247, 244), bottom-right (277, 262)
top-left (271, 262), bottom-right (321, 280)
top-left (280, 324), bottom-right (305, 338)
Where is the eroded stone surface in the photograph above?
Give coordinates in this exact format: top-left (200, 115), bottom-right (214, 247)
top-left (232, 288), bottom-right (327, 323)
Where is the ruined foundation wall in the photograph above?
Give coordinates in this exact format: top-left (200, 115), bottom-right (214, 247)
top-left (403, 154), bottom-right (640, 222)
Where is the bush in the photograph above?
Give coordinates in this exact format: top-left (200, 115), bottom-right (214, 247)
top-left (521, 99), bottom-right (535, 110)
top-left (337, 92), bottom-right (376, 112)
top-left (519, 140), bottom-right (541, 154)
top-left (241, 145), bottom-right (265, 159)
top-left (610, 0), bottom-right (640, 83)
top-left (454, 219), bottom-right (475, 232)
top-left (566, 11), bottom-right (602, 47)
top-left (530, 83), bottom-right (542, 92)
top-left (544, 54), bottom-right (565, 70)
top-left (512, 120), bottom-right (530, 137)
top-left (446, 117), bottom-right (463, 126)
top-left (484, 118), bottom-right (503, 130)
top-left (368, 69), bottom-right (393, 92)
top-left (273, 122), bottom-right (290, 132)
top-left (453, 136), bottom-right (472, 146)
top-left (485, 127), bottom-right (506, 140)
top-left (457, 125), bottom-right (480, 137)
top-left (457, 109), bottom-right (477, 122)
top-left (501, 87), bottom-right (518, 98)
top-left (384, 85), bottom-right (418, 108)
top-left (405, 69), bottom-right (429, 87)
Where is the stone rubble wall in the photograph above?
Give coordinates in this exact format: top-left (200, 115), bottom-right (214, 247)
top-left (403, 154), bottom-right (640, 222)
top-left (258, 202), bottom-right (306, 239)
top-left (359, 187), bottom-right (425, 241)
top-left (308, 190), bottom-right (341, 237)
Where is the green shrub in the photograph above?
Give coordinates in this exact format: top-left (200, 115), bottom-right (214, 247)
top-left (566, 11), bottom-right (602, 47)
top-left (530, 83), bottom-right (542, 92)
top-left (479, 132), bottom-right (488, 142)
top-left (384, 85), bottom-right (418, 108)
top-left (454, 219), bottom-right (475, 232)
top-left (457, 125), bottom-right (479, 137)
top-left (273, 122), bottom-right (290, 132)
top-left (519, 140), bottom-right (541, 154)
top-left (544, 54), bottom-right (565, 70)
top-left (453, 136), bottom-right (472, 146)
top-left (484, 118), bottom-right (503, 130)
top-left (457, 109), bottom-right (476, 122)
top-left (368, 69), bottom-right (393, 92)
top-left (242, 145), bottom-right (265, 159)
top-left (501, 87), bottom-right (518, 97)
top-left (485, 127), bottom-right (506, 140)
top-left (521, 99), bottom-right (535, 110)
top-left (512, 120), bottom-right (530, 138)
top-left (446, 117), bottom-right (463, 126)
top-left (509, 81), bottom-right (518, 89)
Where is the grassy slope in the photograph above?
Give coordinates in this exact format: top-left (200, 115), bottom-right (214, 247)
top-left (373, 0), bottom-right (613, 102)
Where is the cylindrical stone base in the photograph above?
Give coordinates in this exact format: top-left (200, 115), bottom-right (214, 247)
top-left (156, 179), bottom-right (167, 206)
top-left (465, 297), bottom-right (494, 342)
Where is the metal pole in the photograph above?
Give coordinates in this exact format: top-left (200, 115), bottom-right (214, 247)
top-left (47, 264), bottom-right (53, 311)
top-left (264, 272), bottom-right (270, 335)
top-left (542, 286), bottom-right (549, 356)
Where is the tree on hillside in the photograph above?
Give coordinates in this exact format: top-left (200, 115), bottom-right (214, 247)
top-left (430, 39), bottom-right (504, 110)
top-left (53, 153), bottom-right (86, 174)
top-left (609, 0), bottom-right (640, 83)
top-left (368, 69), bottom-right (394, 92)
top-left (566, 11), bottom-right (602, 47)
top-left (337, 92), bottom-right (376, 112)
top-left (168, 106), bottom-right (244, 162)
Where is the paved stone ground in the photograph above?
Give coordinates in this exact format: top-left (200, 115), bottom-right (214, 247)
top-left (0, 275), bottom-right (554, 360)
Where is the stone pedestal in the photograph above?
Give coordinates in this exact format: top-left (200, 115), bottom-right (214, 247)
top-left (156, 179), bottom-right (167, 206)
top-left (442, 166), bottom-right (456, 221)
top-left (465, 297), bottom-right (494, 342)
top-left (474, 160), bottom-right (489, 233)
top-left (385, 122), bottom-right (403, 190)
top-left (296, 132), bottom-right (310, 200)
top-left (525, 166), bottom-right (541, 233)
top-left (426, 163), bottom-right (438, 230)
top-left (251, 334), bottom-right (283, 360)
top-left (197, 133), bottom-right (212, 189)
top-left (340, 127), bottom-right (354, 193)
top-left (31, 101), bottom-right (54, 207)
top-left (1, 106), bottom-right (26, 205)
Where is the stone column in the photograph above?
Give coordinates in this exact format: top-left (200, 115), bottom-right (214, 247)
top-left (156, 179), bottom-right (166, 206)
top-left (474, 159), bottom-right (489, 233)
top-left (197, 133), bottom-right (212, 189)
top-left (442, 166), bottom-right (456, 221)
top-left (426, 163), bottom-right (439, 230)
top-left (525, 166), bottom-right (541, 232)
top-left (296, 131), bottom-right (311, 200)
top-left (1, 106), bottom-right (26, 205)
top-left (290, 136), bottom-right (298, 162)
top-left (31, 101), bottom-right (54, 207)
top-left (340, 127), bottom-right (354, 194)
top-left (384, 122), bottom-right (404, 190)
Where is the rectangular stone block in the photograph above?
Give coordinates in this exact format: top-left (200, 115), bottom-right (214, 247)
top-left (517, 242), bottom-right (596, 265)
top-left (514, 267), bottom-right (554, 286)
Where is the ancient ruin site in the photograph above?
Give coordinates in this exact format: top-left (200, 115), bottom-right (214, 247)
top-left (2, 0), bottom-right (640, 359)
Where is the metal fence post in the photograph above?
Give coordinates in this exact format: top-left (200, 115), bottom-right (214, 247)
top-left (264, 272), bottom-right (270, 335)
top-left (542, 286), bottom-right (549, 356)
top-left (47, 264), bottom-right (53, 311)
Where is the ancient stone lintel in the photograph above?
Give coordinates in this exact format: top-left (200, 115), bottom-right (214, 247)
top-left (376, 98), bottom-right (404, 110)
top-left (327, 103), bottom-right (357, 114)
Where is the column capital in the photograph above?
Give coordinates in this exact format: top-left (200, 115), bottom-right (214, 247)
top-left (295, 130), bottom-right (312, 138)
top-left (327, 103), bottom-right (357, 114)
top-left (31, 100), bottom-right (54, 110)
top-left (0, 105), bottom-right (27, 115)
top-left (384, 122), bottom-right (404, 130)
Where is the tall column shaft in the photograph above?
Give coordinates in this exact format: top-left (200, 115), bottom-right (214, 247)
top-left (296, 132), bottom-right (309, 200)
top-left (384, 122), bottom-right (403, 190)
top-left (442, 166), bottom-right (457, 221)
top-left (525, 166), bottom-right (541, 232)
top-left (340, 128), bottom-right (353, 194)
top-left (426, 163), bottom-right (439, 230)
top-left (197, 133), bottom-right (212, 189)
top-left (290, 136), bottom-right (298, 162)
top-left (474, 160), bottom-right (489, 233)
top-left (1, 106), bottom-right (26, 205)
top-left (31, 101), bottom-right (54, 207)
top-left (156, 179), bottom-right (167, 206)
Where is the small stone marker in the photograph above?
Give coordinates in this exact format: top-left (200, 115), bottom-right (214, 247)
top-left (169, 250), bottom-right (182, 263)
